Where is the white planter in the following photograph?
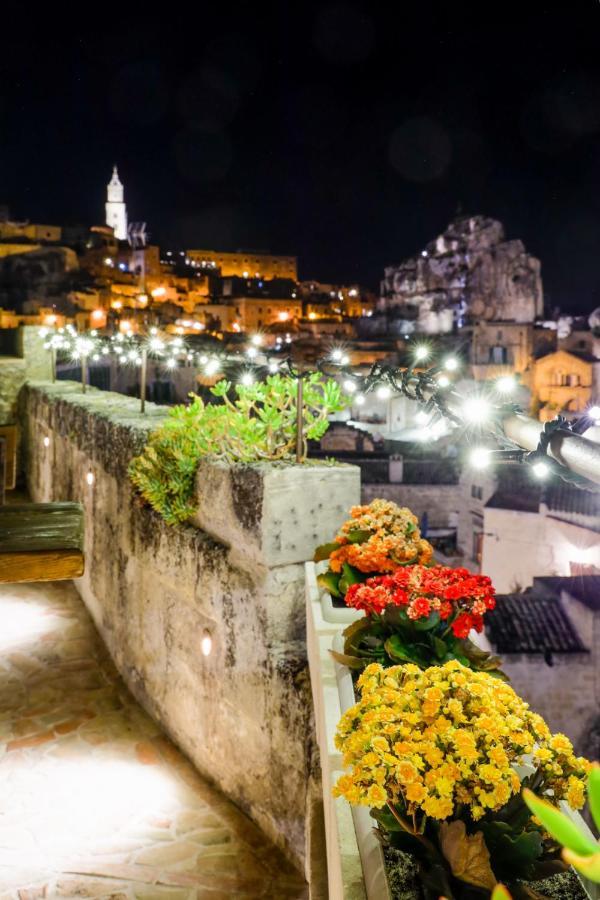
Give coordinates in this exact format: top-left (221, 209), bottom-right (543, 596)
top-left (307, 562), bottom-right (599, 900)
top-left (313, 560), bottom-right (363, 625)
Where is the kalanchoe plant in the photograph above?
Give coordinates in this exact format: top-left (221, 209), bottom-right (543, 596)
top-left (334, 661), bottom-right (590, 899)
top-left (129, 373), bottom-right (347, 525)
top-left (314, 499), bottom-right (433, 600)
top-left (332, 565), bottom-right (505, 676)
top-left (524, 766), bottom-right (600, 883)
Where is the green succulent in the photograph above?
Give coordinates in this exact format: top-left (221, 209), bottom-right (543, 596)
top-left (523, 765), bottom-right (600, 882)
top-left (129, 373), bottom-right (347, 525)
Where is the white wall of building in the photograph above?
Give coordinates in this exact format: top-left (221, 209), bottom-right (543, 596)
top-left (481, 508), bottom-right (600, 591)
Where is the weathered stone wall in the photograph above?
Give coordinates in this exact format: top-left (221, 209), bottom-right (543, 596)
top-left (20, 380), bottom-right (361, 879)
top-left (0, 327), bottom-right (52, 425)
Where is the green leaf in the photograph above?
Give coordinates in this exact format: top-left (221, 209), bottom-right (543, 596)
top-left (313, 541), bottom-right (341, 562)
top-left (522, 790), bottom-right (598, 857)
top-left (405, 521), bottom-right (416, 535)
top-left (412, 612), bottom-right (441, 631)
top-left (433, 636), bottom-right (448, 660)
top-left (316, 571), bottom-right (342, 598)
top-left (346, 529), bottom-right (372, 544)
top-left (339, 563), bottom-right (367, 595)
top-left (384, 634), bottom-right (421, 665)
top-left (588, 764), bottom-right (600, 834)
top-left (480, 822), bottom-right (544, 880)
top-left (329, 649), bottom-right (366, 670)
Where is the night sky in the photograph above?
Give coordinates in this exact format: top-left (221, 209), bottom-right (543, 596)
top-left (2, 4), bottom-right (600, 313)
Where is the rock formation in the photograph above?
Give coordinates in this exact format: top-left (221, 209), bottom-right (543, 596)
top-left (380, 215), bottom-right (543, 334)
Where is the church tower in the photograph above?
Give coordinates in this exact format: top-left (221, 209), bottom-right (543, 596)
top-left (105, 166), bottom-right (128, 241)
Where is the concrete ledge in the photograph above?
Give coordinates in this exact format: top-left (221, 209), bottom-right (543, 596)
top-left (20, 380), bottom-right (361, 882)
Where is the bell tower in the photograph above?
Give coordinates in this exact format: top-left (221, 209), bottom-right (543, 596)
top-left (105, 165), bottom-right (128, 240)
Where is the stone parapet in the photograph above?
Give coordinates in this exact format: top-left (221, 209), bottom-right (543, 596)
top-left (20, 380), bottom-right (361, 882)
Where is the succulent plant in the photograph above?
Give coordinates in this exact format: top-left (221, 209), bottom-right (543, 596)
top-left (523, 765), bottom-right (600, 882)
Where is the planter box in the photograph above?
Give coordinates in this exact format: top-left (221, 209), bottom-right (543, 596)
top-left (307, 564), bottom-right (598, 900)
top-left (192, 462), bottom-right (361, 569)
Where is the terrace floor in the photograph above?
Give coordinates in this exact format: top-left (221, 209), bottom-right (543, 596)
top-left (0, 580), bottom-right (307, 900)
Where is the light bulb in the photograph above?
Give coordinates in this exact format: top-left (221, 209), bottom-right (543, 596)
top-left (445, 357), bottom-right (459, 371)
top-left (377, 386), bottom-right (391, 400)
top-left (247, 347), bottom-right (258, 359)
top-left (331, 349), bottom-right (343, 362)
top-left (205, 359), bottom-right (219, 376)
top-left (462, 397), bottom-right (490, 423)
top-left (355, 393), bottom-right (365, 405)
top-left (43, 436), bottom-right (50, 448)
top-left (533, 462), bottom-right (549, 479)
top-left (496, 375), bottom-right (516, 394)
top-left (343, 379), bottom-right (357, 393)
top-left (86, 471), bottom-right (95, 486)
top-left (251, 334), bottom-right (263, 346)
top-left (470, 447), bottom-right (491, 470)
top-left (201, 631), bottom-right (213, 657)
top-left (268, 361), bottom-right (279, 374)
top-left (588, 405), bottom-right (600, 419)
top-left (240, 373), bottom-right (254, 387)
top-left (414, 345), bottom-right (429, 361)
top-left (437, 374), bottom-right (450, 388)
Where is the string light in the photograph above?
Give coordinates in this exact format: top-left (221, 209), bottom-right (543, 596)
top-left (444, 357), bottom-right (459, 371)
top-left (462, 396), bottom-right (490, 424)
top-left (469, 447), bottom-right (491, 470)
top-left (496, 375), bottom-right (517, 394)
top-left (376, 385), bottom-right (391, 400)
top-left (533, 461), bottom-right (550, 479)
top-left (240, 372), bottom-right (254, 386)
top-left (343, 379), bottom-right (357, 393)
top-left (414, 345), bottom-right (430, 362)
top-left (437, 374), bottom-right (451, 388)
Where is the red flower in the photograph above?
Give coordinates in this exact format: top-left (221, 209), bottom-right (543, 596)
top-left (408, 597), bottom-right (431, 619)
top-left (439, 601), bottom-right (453, 620)
top-left (451, 613), bottom-right (473, 639)
top-left (393, 588), bottom-right (409, 606)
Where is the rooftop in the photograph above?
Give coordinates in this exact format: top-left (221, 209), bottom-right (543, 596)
top-left (533, 575), bottom-right (600, 611)
top-left (486, 592), bottom-right (588, 655)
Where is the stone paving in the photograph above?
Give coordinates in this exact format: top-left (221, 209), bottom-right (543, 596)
top-left (0, 581), bottom-right (308, 900)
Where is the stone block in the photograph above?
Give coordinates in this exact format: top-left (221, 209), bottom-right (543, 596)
top-left (191, 459), bottom-right (360, 569)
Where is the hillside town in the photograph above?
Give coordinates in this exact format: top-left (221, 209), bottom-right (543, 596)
top-left (2, 160), bottom-right (600, 899)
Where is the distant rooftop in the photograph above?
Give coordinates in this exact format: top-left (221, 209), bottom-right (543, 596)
top-left (486, 592), bottom-right (587, 655)
top-left (533, 575), bottom-right (600, 611)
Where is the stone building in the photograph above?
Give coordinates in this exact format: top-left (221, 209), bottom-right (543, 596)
top-left (380, 215), bottom-right (543, 334)
top-left (486, 576), bottom-right (600, 758)
top-left (187, 248), bottom-right (297, 281)
top-left (532, 348), bottom-right (600, 418)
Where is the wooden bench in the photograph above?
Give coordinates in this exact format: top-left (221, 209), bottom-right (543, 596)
top-left (0, 502), bottom-right (85, 583)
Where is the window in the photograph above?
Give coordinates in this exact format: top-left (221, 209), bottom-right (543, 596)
top-left (471, 485), bottom-right (482, 500)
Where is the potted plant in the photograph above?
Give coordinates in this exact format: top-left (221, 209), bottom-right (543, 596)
top-left (333, 660), bottom-right (591, 899)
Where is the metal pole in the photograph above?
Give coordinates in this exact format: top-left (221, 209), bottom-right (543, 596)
top-left (140, 347), bottom-right (148, 414)
top-left (81, 355), bottom-right (88, 394)
top-left (51, 348), bottom-right (56, 383)
top-left (295, 377), bottom-right (304, 464)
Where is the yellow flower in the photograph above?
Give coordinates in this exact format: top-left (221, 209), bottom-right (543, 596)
top-left (405, 782), bottom-right (427, 803)
top-left (550, 733), bottom-right (573, 754)
top-left (366, 784), bottom-right (388, 807)
top-left (397, 761), bottom-right (419, 784)
top-left (333, 660), bottom-right (590, 824)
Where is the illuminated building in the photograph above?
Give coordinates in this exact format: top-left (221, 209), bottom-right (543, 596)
top-left (105, 166), bottom-right (128, 241)
top-left (532, 349), bottom-right (600, 419)
top-left (186, 249), bottom-right (297, 281)
top-left (201, 297), bottom-right (302, 333)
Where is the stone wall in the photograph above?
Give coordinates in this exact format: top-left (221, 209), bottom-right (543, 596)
top-left (20, 380), bottom-right (361, 880)
top-left (0, 326), bottom-right (52, 425)
top-left (361, 482), bottom-right (460, 527)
